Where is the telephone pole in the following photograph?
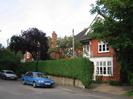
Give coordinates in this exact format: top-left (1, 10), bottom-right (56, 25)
top-left (72, 29), bottom-right (75, 57)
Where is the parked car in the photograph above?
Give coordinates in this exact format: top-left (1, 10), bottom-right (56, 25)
top-left (0, 70), bottom-right (18, 80)
top-left (21, 71), bottom-right (55, 88)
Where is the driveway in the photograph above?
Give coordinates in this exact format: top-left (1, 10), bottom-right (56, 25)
top-left (0, 79), bottom-right (131, 99)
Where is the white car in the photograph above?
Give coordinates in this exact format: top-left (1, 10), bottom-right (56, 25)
top-left (0, 70), bottom-right (17, 80)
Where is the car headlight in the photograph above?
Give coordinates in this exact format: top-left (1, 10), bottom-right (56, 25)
top-left (38, 80), bottom-right (44, 83)
top-left (51, 80), bottom-right (54, 84)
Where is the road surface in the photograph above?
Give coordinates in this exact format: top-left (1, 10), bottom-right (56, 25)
top-left (0, 79), bottom-right (131, 99)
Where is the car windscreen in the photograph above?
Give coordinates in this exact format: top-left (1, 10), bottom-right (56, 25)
top-left (5, 71), bottom-right (15, 74)
top-left (33, 73), bottom-right (47, 78)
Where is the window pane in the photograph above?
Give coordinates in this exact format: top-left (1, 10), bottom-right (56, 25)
top-left (103, 67), bottom-right (106, 74)
top-left (100, 62), bottom-right (102, 66)
top-left (86, 45), bottom-right (89, 51)
top-left (103, 61), bottom-right (106, 66)
top-left (96, 62), bottom-right (99, 66)
top-left (96, 67), bottom-right (99, 74)
top-left (108, 67), bottom-right (112, 74)
top-left (107, 61), bottom-right (111, 66)
top-left (85, 45), bottom-right (87, 51)
top-left (103, 45), bottom-right (105, 51)
top-left (99, 45), bottom-right (102, 51)
top-left (100, 67), bottom-right (102, 74)
top-left (106, 44), bottom-right (109, 51)
top-left (83, 45), bottom-right (85, 51)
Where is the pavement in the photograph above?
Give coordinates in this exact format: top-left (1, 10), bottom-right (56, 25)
top-left (56, 84), bottom-right (133, 99)
top-left (89, 83), bottom-right (133, 95)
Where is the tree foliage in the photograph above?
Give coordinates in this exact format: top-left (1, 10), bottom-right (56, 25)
top-left (57, 36), bottom-right (81, 49)
top-left (0, 48), bottom-right (20, 70)
top-left (90, 0), bottom-right (133, 83)
top-left (9, 28), bottom-right (49, 60)
top-left (57, 36), bottom-right (82, 57)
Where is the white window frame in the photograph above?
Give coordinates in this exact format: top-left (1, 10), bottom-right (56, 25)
top-left (98, 41), bottom-right (109, 53)
top-left (95, 60), bottom-right (113, 76)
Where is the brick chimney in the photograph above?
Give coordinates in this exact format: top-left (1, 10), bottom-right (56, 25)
top-left (51, 31), bottom-right (57, 48)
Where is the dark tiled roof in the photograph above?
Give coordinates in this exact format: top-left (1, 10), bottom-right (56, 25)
top-left (75, 28), bottom-right (90, 43)
top-left (75, 28), bottom-right (88, 40)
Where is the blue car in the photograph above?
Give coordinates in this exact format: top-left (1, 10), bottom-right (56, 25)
top-left (21, 72), bottom-right (55, 88)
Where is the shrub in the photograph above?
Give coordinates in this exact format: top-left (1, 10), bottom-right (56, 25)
top-left (109, 80), bottom-right (120, 86)
top-left (16, 58), bottom-right (93, 87)
top-left (124, 90), bottom-right (133, 97)
top-left (128, 72), bottom-right (133, 86)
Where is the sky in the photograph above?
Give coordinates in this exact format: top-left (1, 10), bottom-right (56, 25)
top-left (0, 0), bottom-right (96, 47)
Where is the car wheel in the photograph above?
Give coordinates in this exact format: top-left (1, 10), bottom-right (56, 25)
top-left (3, 76), bottom-right (6, 80)
top-left (33, 82), bottom-right (37, 88)
top-left (22, 80), bottom-right (26, 85)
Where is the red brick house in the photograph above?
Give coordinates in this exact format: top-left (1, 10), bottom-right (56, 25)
top-left (76, 25), bottom-right (120, 81)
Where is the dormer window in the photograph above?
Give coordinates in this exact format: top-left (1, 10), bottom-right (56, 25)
top-left (98, 41), bottom-right (109, 53)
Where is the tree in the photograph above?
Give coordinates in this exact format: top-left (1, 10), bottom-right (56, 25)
top-left (57, 36), bottom-right (82, 49)
top-left (9, 36), bottom-right (26, 54)
top-left (57, 36), bottom-right (82, 57)
top-left (9, 28), bottom-right (49, 60)
top-left (0, 48), bottom-right (20, 70)
top-left (90, 0), bottom-right (133, 83)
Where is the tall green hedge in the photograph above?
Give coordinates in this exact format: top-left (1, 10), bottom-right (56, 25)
top-left (16, 58), bottom-right (93, 88)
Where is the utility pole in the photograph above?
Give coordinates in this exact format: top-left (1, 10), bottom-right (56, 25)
top-left (72, 29), bottom-right (75, 57)
top-left (7, 39), bottom-right (9, 47)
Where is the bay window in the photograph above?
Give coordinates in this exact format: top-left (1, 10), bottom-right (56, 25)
top-left (96, 61), bottom-right (113, 76)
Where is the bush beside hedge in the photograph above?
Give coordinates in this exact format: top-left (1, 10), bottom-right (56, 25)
top-left (109, 80), bottom-right (120, 86)
top-left (128, 72), bottom-right (133, 86)
top-left (16, 58), bottom-right (93, 88)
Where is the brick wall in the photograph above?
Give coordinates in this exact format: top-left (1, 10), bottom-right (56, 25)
top-left (90, 39), bottom-right (120, 81)
top-left (90, 39), bottom-right (114, 57)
